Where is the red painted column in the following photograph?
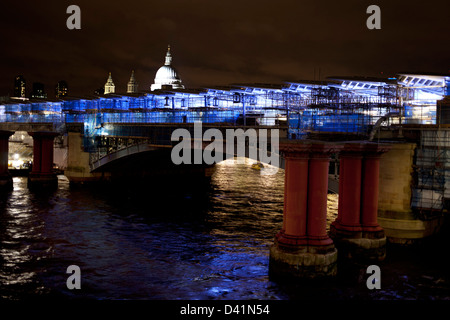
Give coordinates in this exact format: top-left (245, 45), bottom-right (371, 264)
top-left (276, 143), bottom-right (310, 247)
top-left (31, 136), bottom-right (42, 173)
top-left (28, 131), bottom-right (59, 189)
top-left (282, 160), bottom-right (287, 232)
top-left (0, 132), bottom-right (11, 174)
top-left (29, 132), bottom-right (58, 174)
top-left (270, 141), bottom-right (341, 280)
top-left (307, 144), bottom-right (338, 247)
top-left (41, 136), bottom-right (55, 174)
top-left (0, 137), bottom-right (7, 174)
top-left (0, 130), bottom-right (14, 191)
top-left (333, 156), bottom-right (346, 227)
top-left (333, 143), bottom-right (364, 234)
top-left (361, 144), bottom-right (390, 233)
top-left (0, 131), bottom-right (14, 174)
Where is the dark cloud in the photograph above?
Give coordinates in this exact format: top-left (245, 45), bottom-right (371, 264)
top-left (0, 0), bottom-right (448, 97)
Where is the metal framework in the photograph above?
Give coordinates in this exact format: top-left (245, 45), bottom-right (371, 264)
top-left (412, 129), bottom-right (450, 216)
top-left (0, 73), bottom-right (448, 140)
top-left (1, 73), bottom-right (449, 211)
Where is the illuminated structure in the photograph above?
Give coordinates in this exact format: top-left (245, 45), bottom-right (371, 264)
top-left (0, 73), bottom-right (447, 129)
top-left (13, 75), bottom-right (26, 98)
top-left (2, 71), bottom-right (448, 205)
top-left (127, 70), bottom-right (138, 93)
top-left (151, 45), bottom-right (184, 91)
top-left (55, 80), bottom-right (68, 98)
top-left (104, 72), bottom-right (115, 94)
top-left (0, 71), bottom-right (449, 245)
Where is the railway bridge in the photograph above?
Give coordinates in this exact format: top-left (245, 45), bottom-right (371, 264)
top-left (1, 73), bottom-right (449, 279)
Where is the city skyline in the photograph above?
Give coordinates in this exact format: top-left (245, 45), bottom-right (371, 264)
top-left (0, 0), bottom-right (449, 97)
top-left (1, 0), bottom-right (450, 304)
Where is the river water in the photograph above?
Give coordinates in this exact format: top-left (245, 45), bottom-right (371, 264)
top-left (1, 158), bottom-right (450, 300)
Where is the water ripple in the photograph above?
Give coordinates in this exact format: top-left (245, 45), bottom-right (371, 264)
top-left (1, 161), bottom-right (450, 300)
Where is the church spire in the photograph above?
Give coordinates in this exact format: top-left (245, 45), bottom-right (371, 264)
top-left (164, 45), bottom-right (172, 66)
top-left (127, 70), bottom-right (138, 93)
top-left (104, 72), bottom-right (115, 94)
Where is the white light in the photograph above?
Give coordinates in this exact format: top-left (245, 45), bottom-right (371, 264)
top-left (14, 154), bottom-right (19, 160)
top-left (10, 159), bottom-right (24, 169)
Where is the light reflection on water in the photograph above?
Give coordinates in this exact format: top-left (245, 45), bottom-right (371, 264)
top-left (0, 158), bottom-right (449, 300)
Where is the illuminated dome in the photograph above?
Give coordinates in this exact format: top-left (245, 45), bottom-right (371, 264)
top-left (151, 45), bottom-right (184, 91)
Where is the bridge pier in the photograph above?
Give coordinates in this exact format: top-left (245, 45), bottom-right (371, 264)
top-left (27, 131), bottom-right (59, 190)
top-left (269, 142), bottom-right (340, 280)
top-left (376, 142), bottom-right (445, 244)
top-left (0, 130), bottom-right (14, 191)
top-left (65, 131), bottom-right (108, 184)
top-left (330, 142), bottom-right (390, 262)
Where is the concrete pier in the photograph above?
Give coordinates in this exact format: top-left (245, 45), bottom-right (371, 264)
top-left (377, 142), bottom-right (444, 244)
top-left (64, 131), bottom-right (106, 184)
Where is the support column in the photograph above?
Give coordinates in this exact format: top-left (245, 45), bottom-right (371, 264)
top-left (28, 131), bottom-right (59, 190)
top-left (41, 136), bottom-right (55, 174)
top-left (31, 136), bottom-right (42, 174)
top-left (275, 144), bottom-right (310, 250)
top-left (0, 130), bottom-right (14, 191)
top-left (331, 143), bottom-right (364, 237)
top-left (270, 141), bottom-right (341, 280)
top-left (361, 144), bottom-right (390, 236)
top-left (330, 142), bottom-right (390, 262)
top-left (306, 144), bottom-right (335, 250)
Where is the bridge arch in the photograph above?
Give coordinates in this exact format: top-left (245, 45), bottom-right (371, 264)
top-left (89, 139), bottom-right (284, 174)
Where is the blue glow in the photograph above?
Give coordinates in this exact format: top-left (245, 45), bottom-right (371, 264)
top-left (0, 74), bottom-right (448, 139)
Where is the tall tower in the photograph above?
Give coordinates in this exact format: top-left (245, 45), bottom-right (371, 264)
top-left (55, 80), bottom-right (68, 98)
top-left (104, 72), bottom-right (115, 94)
top-left (127, 70), bottom-right (138, 93)
top-left (14, 75), bottom-right (26, 98)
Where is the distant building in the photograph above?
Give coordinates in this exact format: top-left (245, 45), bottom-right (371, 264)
top-left (151, 45), bottom-right (184, 91)
top-left (127, 70), bottom-right (138, 93)
top-left (30, 82), bottom-right (47, 99)
top-left (14, 75), bottom-right (26, 98)
top-left (55, 80), bottom-right (68, 98)
top-left (94, 87), bottom-right (105, 95)
top-left (104, 72), bottom-right (115, 94)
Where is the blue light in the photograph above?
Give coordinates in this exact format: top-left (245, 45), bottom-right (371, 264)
top-left (0, 74), bottom-right (447, 139)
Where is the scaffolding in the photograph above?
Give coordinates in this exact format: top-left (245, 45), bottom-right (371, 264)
top-left (412, 129), bottom-right (450, 217)
top-left (0, 73), bottom-right (447, 140)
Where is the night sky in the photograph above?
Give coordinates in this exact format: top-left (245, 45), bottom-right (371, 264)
top-left (0, 0), bottom-right (449, 97)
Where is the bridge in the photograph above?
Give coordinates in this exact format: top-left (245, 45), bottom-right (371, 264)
top-left (1, 73), bottom-right (449, 280)
top-left (2, 73), bottom-right (447, 186)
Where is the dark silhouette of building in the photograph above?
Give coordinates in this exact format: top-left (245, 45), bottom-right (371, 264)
top-left (94, 87), bottom-right (105, 95)
top-left (55, 80), bottom-right (68, 98)
top-left (14, 75), bottom-right (26, 98)
top-left (30, 82), bottom-right (47, 99)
